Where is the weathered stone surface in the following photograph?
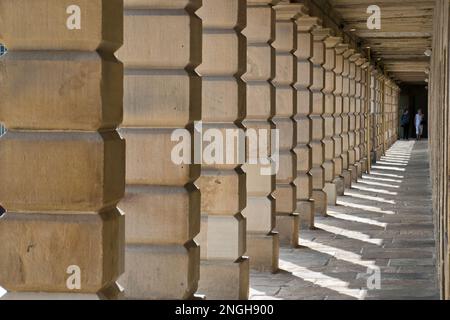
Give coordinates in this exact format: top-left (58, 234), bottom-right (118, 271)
top-left (0, 0), bottom-right (123, 51)
top-left (119, 242), bottom-right (199, 300)
top-left (120, 185), bottom-right (200, 245)
top-left (0, 53), bottom-right (123, 130)
top-left (0, 131), bottom-right (124, 212)
top-left (0, 210), bottom-right (124, 293)
top-left (198, 258), bottom-right (250, 300)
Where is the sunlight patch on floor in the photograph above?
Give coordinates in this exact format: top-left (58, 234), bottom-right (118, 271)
top-left (279, 259), bottom-right (367, 300)
top-left (344, 191), bottom-right (396, 204)
top-left (327, 211), bottom-right (387, 228)
top-left (350, 185), bottom-right (398, 195)
top-left (369, 172), bottom-right (405, 179)
top-left (361, 175), bottom-right (403, 184)
top-left (300, 239), bottom-right (377, 269)
top-left (371, 165), bottom-right (406, 172)
top-left (314, 223), bottom-right (384, 245)
top-left (357, 180), bottom-right (400, 189)
top-left (337, 199), bottom-right (396, 214)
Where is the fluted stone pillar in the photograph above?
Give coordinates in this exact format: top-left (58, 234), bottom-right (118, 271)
top-left (340, 47), bottom-right (354, 188)
top-left (295, 16), bottom-right (319, 228)
top-left (322, 35), bottom-right (341, 205)
top-left (333, 42), bottom-right (346, 196)
top-left (347, 53), bottom-right (360, 182)
top-left (310, 27), bottom-right (328, 216)
top-left (116, 0), bottom-right (201, 299)
top-left (196, 0), bottom-right (249, 300)
top-left (242, 0), bottom-right (279, 272)
top-left (0, 0), bottom-right (124, 299)
top-left (272, 2), bottom-right (306, 247)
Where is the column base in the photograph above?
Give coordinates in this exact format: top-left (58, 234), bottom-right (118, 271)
top-left (360, 158), bottom-right (368, 174)
top-left (341, 170), bottom-right (352, 189)
top-left (370, 151), bottom-right (377, 164)
top-left (297, 200), bottom-right (315, 229)
top-left (312, 190), bottom-right (327, 216)
top-left (0, 282), bottom-right (123, 300)
top-left (358, 160), bottom-right (365, 177)
top-left (349, 164), bottom-right (359, 182)
top-left (246, 232), bottom-right (279, 273)
top-left (1, 292), bottom-right (99, 300)
top-left (275, 214), bottom-right (299, 248)
top-left (333, 177), bottom-right (345, 196)
top-left (198, 257), bottom-right (250, 300)
top-left (119, 242), bottom-right (200, 300)
top-left (324, 182), bottom-right (337, 205)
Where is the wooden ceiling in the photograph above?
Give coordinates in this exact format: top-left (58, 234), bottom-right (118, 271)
top-left (328, 0), bottom-right (434, 84)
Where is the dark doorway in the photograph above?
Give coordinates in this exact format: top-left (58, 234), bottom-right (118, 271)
top-left (399, 85), bottom-right (429, 139)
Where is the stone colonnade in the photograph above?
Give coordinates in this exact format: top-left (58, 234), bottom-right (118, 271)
top-left (368, 69), bottom-right (399, 162)
top-left (0, 0), bottom-right (400, 300)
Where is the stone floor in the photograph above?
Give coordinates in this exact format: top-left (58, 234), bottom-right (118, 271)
top-left (250, 140), bottom-right (439, 300)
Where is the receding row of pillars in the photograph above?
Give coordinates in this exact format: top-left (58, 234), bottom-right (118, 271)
top-left (0, 0), bottom-right (399, 300)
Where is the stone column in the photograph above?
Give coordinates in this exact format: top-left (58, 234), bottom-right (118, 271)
top-left (322, 35), bottom-right (341, 205)
top-left (340, 47), bottom-right (355, 188)
top-left (0, 0), bottom-right (124, 299)
top-left (116, 0), bottom-right (201, 299)
top-left (359, 61), bottom-right (370, 174)
top-left (196, 0), bottom-right (249, 300)
top-left (370, 69), bottom-right (379, 162)
top-left (376, 73), bottom-right (384, 160)
top-left (386, 81), bottom-right (394, 146)
top-left (353, 57), bottom-right (366, 178)
top-left (347, 53), bottom-right (360, 182)
top-left (374, 73), bottom-right (380, 160)
top-left (242, 0), bottom-right (279, 272)
top-left (380, 75), bottom-right (386, 155)
top-left (366, 62), bottom-right (373, 170)
top-left (272, 2), bottom-right (306, 247)
top-left (369, 67), bottom-right (377, 163)
top-left (310, 27), bottom-right (328, 216)
top-left (393, 86), bottom-right (399, 142)
top-left (333, 42), bottom-right (346, 196)
top-left (295, 16), bottom-right (319, 228)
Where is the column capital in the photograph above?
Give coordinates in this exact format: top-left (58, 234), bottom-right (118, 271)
top-left (274, 3), bottom-right (308, 21)
top-left (355, 57), bottom-right (367, 66)
top-left (312, 27), bottom-right (333, 41)
top-left (335, 43), bottom-right (349, 55)
top-left (297, 16), bottom-right (321, 32)
top-left (361, 61), bottom-right (371, 69)
top-left (343, 48), bottom-right (356, 59)
top-left (349, 53), bottom-right (362, 62)
top-left (324, 36), bottom-right (342, 49)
